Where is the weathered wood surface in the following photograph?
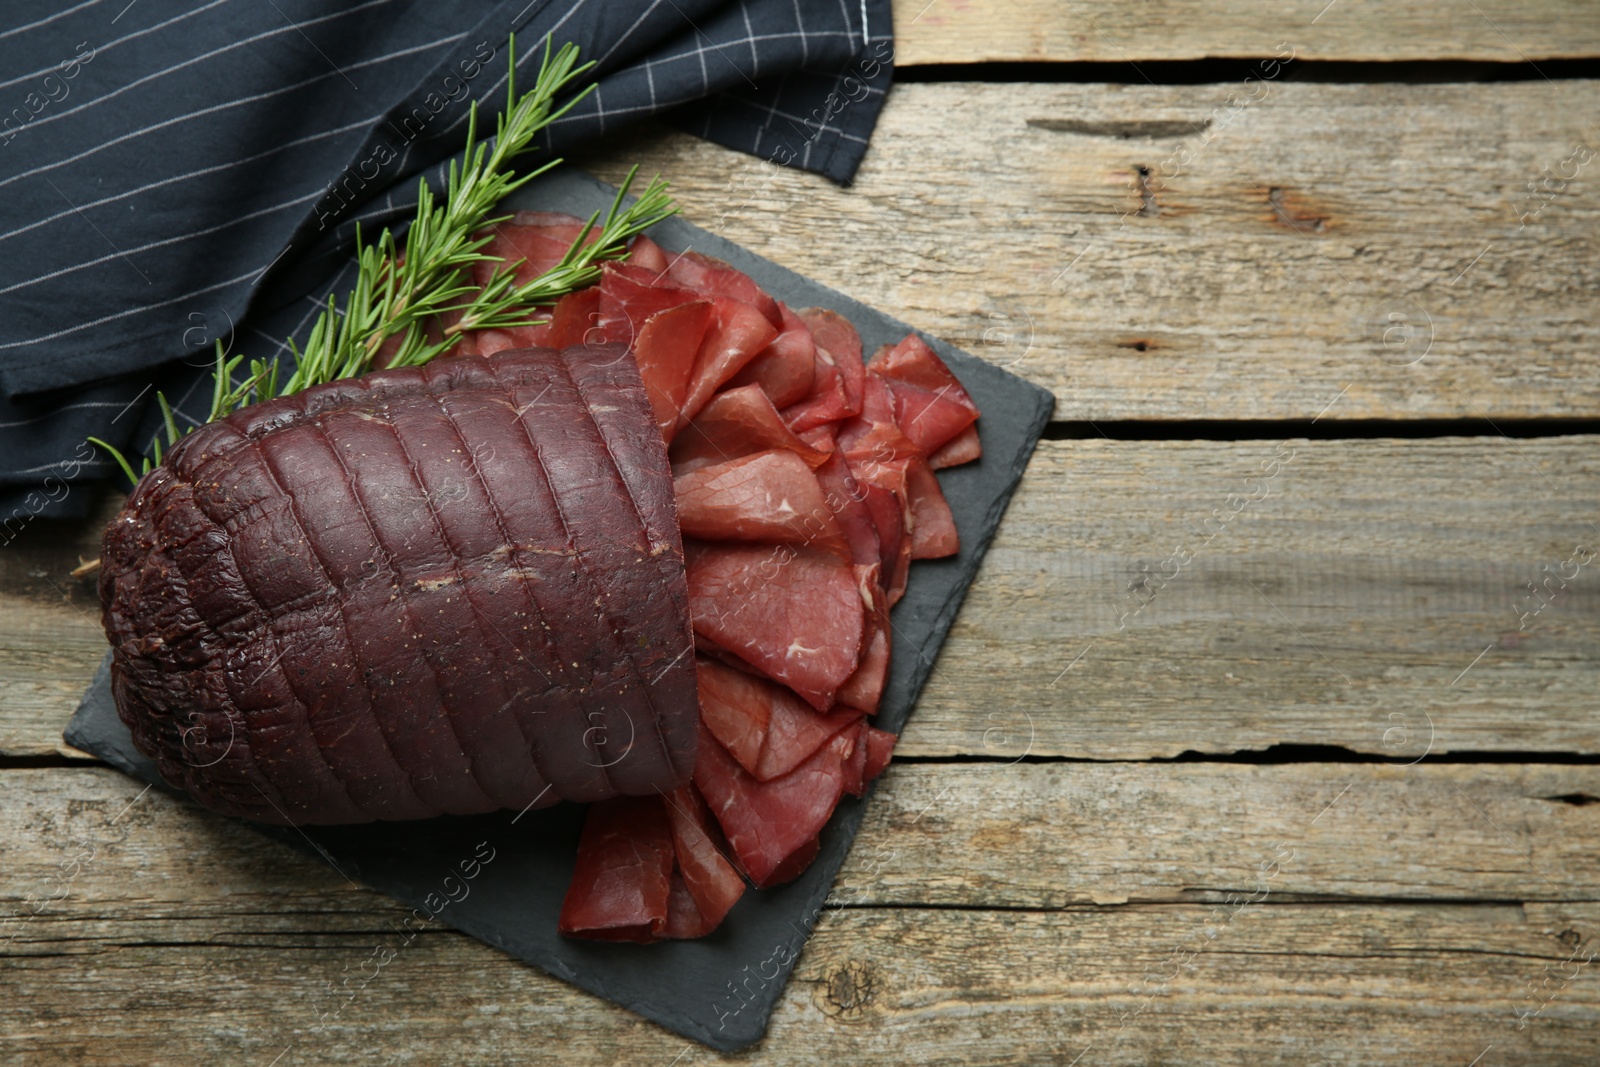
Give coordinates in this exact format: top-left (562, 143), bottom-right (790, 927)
top-left (4, 766), bottom-right (1599, 1065)
top-left (909, 434), bottom-right (1600, 759)
top-left (2, 64), bottom-right (1597, 1066)
top-left (892, 0), bottom-right (1600, 63)
top-left (0, 494), bottom-right (114, 760)
top-left (8, 436), bottom-right (1594, 761)
top-left (582, 81), bottom-right (1600, 421)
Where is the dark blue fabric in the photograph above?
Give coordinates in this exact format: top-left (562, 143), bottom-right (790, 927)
top-left (0, 0), bottom-right (892, 532)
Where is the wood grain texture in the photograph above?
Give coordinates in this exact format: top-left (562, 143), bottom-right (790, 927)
top-left (580, 81), bottom-right (1600, 421)
top-left (892, 0), bottom-right (1600, 63)
top-left (4, 438), bottom-right (1596, 762)
top-left (907, 435), bottom-right (1600, 759)
top-left (0, 495), bottom-right (115, 760)
top-left (4, 766), bottom-right (1599, 1065)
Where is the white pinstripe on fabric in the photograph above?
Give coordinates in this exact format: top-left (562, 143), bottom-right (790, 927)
top-left (0, 266), bottom-right (262, 352)
top-left (0, 0), bottom-right (106, 44)
top-left (0, 0), bottom-right (235, 93)
top-left (0, 113), bottom-right (384, 245)
top-left (17, 0), bottom-right (403, 139)
top-left (0, 30), bottom-right (461, 195)
top-left (0, 187), bottom-right (328, 295)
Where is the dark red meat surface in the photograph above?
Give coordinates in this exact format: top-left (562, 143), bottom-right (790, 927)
top-left (105, 214), bottom-right (980, 943)
top-left (101, 346), bottom-right (697, 824)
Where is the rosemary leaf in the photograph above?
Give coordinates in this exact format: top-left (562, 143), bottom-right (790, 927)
top-left (92, 36), bottom-right (677, 485)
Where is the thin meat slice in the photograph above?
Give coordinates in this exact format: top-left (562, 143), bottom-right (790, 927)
top-left (797, 308), bottom-right (865, 415)
top-left (632, 301), bottom-right (714, 435)
top-left (684, 539), bottom-right (866, 711)
top-left (813, 453), bottom-right (880, 568)
top-left (597, 263), bottom-right (701, 346)
top-left (754, 687), bottom-right (862, 782)
top-left (869, 333), bottom-right (982, 457)
top-left (695, 723), bottom-right (850, 888)
top-left (928, 424), bottom-right (982, 469)
top-left (664, 872), bottom-right (709, 939)
top-left (839, 723), bottom-right (869, 797)
top-left (662, 784), bottom-right (746, 938)
top-left (882, 378), bottom-right (981, 458)
top-left (782, 308), bottom-right (866, 433)
top-left (905, 457), bottom-right (960, 559)
top-left (844, 457), bottom-right (911, 604)
top-left (472, 212), bottom-right (597, 289)
top-left (628, 234), bottom-right (672, 275)
top-left (697, 656), bottom-right (859, 780)
top-left (670, 384), bottom-right (828, 475)
top-left (835, 568), bottom-right (889, 714)
top-left (558, 795), bottom-right (675, 942)
top-left (696, 656), bottom-right (770, 773)
top-left (677, 298), bottom-right (779, 432)
top-left (863, 725), bottom-right (897, 784)
top-left (541, 286), bottom-right (604, 349)
top-left (673, 450), bottom-right (850, 557)
top-left (666, 250), bottom-right (782, 328)
top-left (725, 303), bottom-right (817, 408)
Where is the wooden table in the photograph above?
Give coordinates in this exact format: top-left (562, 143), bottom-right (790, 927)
top-left (5, 4), bottom-right (1599, 1063)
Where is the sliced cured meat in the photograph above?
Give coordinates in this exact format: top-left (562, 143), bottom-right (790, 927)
top-left (725, 303), bottom-right (817, 408)
top-left (905, 457), bottom-right (960, 559)
top-left (673, 450), bottom-right (849, 557)
top-left (662, 784), bottom-right (745, 937)
top-left (698, 654), bottom-right (861, 780)
top-left (840, 722), bottom-right (897, 797)
top-left (840, 723), bottom-right (869, 797)
top-left (541, 286), bottom-right (604, 349)
top-left (869, 333), bottom-right (982, 458)
top-left (666, 250), bottom-right (782, 328)
top-left (870, 331), bottom-right (981, 398)
top-left (797, 424), bottom-right (837, 453)
top-left (928, 424), bottom-right (982, 469)
top-left (754, 688), bottom-right (862, 783)
top-left (782, 308), bottom-right (866, 433)
top-left (862, 725), bottom-right (897, 783)
top-left (632, 300), bottom-right (714, 435)
top-left (678, 298), bottom-right (779, 431)
top-left (669, 384), bottom-right (828, 475)
top-left (597, 262), bottom-right (701, 347)
top-left (558, 795), bottom-right (675, 942)
top-left (627, 234), bottom-right (672, 275)
top-left (843, 457), bottom-right (911, 604)
top-left (696, 657), bottom-right (769, 774)
top-left (797, 308), bottom-right (865, 414)
top-left (663, 871), bottom-right (709, 939)
top-left (472, 211), bottom-right (598, 289)
top-left (835, 569), bottom-right (889, 714)
top-left (684, 539), bottom-right (866, 711)
top-left (813, 453), bottom-right (880, 568)
top-left (695, 722), bottom-right (849, 888)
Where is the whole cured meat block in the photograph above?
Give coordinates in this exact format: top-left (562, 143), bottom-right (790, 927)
top-left (100, 347), bottom-right (698, 824)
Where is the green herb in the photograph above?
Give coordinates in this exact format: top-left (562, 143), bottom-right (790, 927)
top-left (93, 36), bottom-right (676, 484)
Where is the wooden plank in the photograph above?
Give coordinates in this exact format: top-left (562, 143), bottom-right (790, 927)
top-left (3, 438), bottom-right (1596, 762)
top-left (4, 767), bottom-right (1600, 1063)
top-left (892, 0), bottom-right (1600, 64)
top-left (581, 81), bottom-right (1600, 421)
top-left (0, 495), bottom-right (114, 760)
top-left (6, 763), bottom-right (1599, 912)
top-left (903, 436), bottom-right (1600, 759)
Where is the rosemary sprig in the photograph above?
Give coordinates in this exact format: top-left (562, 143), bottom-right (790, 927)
top-left (92, 36), bottom-right (677, 484)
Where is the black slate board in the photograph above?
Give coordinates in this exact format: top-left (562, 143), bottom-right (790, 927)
top-left (64, 169), bottom-right (1055, 1051)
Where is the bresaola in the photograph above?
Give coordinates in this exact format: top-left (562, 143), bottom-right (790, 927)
top-left (99, 213), bottom-right (982, 942)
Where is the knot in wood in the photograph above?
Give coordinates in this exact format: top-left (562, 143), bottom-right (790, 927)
top-left (820, 958), bottom-right (879, 1019)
